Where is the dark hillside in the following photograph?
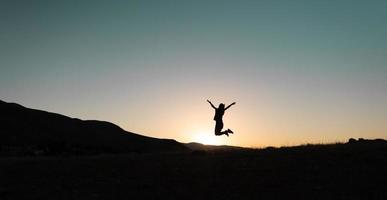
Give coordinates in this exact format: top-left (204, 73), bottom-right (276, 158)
top-left (0, 100), bottom-right (188, 155)
top-left (1, 139), bottom-right (387, 199)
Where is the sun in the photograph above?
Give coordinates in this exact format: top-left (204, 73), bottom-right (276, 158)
top-left (193, 132), bottom-right (222, 145)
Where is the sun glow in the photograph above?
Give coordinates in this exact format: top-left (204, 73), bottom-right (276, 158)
top-left (193, 132), bottom-right (222, 145)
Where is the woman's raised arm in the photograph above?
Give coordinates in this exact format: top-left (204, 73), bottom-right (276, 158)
top-left (225, 102), bottom-right (236, 110)
top-left (207, 100), bottom-right (216, 109)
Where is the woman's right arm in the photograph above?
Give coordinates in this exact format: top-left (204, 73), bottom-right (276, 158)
top-left (207, 100), bottom-right (216, 109)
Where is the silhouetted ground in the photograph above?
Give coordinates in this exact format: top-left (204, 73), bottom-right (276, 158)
top-left (0, 100), bottom-right (188, 154)
top-left (1, 140), bottom-right (387, 200)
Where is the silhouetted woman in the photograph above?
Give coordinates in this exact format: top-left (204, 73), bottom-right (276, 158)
top-left (207, 100), bottom-right (236, 136)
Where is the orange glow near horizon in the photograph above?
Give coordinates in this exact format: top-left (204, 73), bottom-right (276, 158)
top-left (112, 92), bottom-right (387, 148)
top-left (192, 132), bottom-right (222, 145)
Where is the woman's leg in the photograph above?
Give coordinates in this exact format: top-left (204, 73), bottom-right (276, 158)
top-left (214, 120), bottom-right (223, 136)
top-left (220, 130), bottom-right (230, 136)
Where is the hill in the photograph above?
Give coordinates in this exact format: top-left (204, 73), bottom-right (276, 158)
top-left (185, 142), bottom-right (247, 151)
top-left (1, 139), bottom-right (387, 199)
top-left (0, 100), bottom-right (188, 155)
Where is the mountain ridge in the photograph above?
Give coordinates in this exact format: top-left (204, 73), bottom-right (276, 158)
top-left (0, 100), bottom-right (188, 155)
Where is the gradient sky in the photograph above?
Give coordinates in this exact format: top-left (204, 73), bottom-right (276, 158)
top-left (1, 0), bottom-right (387, 147)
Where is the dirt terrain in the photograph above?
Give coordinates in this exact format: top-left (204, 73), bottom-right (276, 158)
top-left (1, 141), bottom-right (387, 200)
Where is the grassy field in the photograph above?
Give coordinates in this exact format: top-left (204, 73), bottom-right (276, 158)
top-left (1, 142), bottom-right (387, 200)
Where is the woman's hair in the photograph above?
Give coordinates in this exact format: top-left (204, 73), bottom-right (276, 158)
top-left (219, 103), bottom-right (225, 109)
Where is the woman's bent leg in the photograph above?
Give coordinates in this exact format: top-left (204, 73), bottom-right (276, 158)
top-left (215, 120), bottom-right (224, 135)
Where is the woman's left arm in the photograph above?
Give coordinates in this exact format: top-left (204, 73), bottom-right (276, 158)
top-left (225, 102), bottom-right (236, 110)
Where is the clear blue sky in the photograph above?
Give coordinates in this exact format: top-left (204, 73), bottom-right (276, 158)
top-left (1, 0), bottom-right (387, 147)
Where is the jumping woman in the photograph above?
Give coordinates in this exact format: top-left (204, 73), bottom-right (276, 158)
top-left (207, 100), bottom-right (236, 137)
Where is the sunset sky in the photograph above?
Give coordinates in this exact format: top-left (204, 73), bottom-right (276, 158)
top-left (1, 0), bottom-right (387, 147)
